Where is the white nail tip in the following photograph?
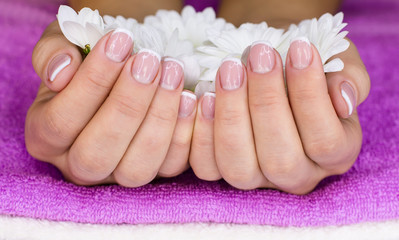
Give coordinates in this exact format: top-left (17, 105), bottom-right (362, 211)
top-left (221, 57), bottom-right (242, 66)
top-left (50, 57), bottom-right (71, 82)
top-left (290, 36), bottom-right (310, 45)
top-left (341, 89), bottom-right (353, 116)
top-left (138, 49), bottom-right (161, 62)
top-left (204, 92), bottom-right (216, 98)
top-left (182, 91), bottom-right (197, 100)
top-left (251, 40), bottom-right (273, 48)
top-left (164, 57), bottom-right (185, 70)
top-left (113, 28), bottom-right (134, 41)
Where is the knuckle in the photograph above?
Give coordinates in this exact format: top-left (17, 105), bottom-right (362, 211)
top-left (68, 145), bottom-right (112, 182)
top-left (192, 131), bottom-right (213, 149)
top-left (262, 159), bottom-right (299, 183)
top-left (147, 105), bottom-right (178, 127)
top-left (191, 166), bottom-right (221, 181)
top-left (221, 167), bottom-right (256, 190)
top-left (218, 108), bottom-right (243, 127)
top-left (305, 134), bottom-right (342, 160)
top-left (114, 163), bottom-right (157, 188)
top-left (170, 133), bottom-right (191, 151)
top-left (290, 88), bottom-right (320, 105)
top-left (250, 92), bottom-right (284, 112)
top-left (42, 103), bottom-right (74, 143)
top-left (108, 93), bottom-right (148, 120)
top-left (158, 164), bottom-right (186, 178)
top-left (83, 66), bottom-right (113, 94)
top-left (218, 134), bottom-right (241, 153)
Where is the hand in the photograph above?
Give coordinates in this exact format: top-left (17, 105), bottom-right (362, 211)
top-left (189, 38), bottom-right (370, 194)
top-left (26, 21), bottom-right (197, 187)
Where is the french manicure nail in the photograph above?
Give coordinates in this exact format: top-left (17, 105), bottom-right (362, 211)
top-left (132, 49), bottom-right (161, 84)
top-left (105, 28), bottom-right (134, 63)
top-left (179, 91), bottom-right (197, 118)
top-left (202, 92), bottom-right (216, 120)
top-left (219, 58), bottom-right (244, 90)
top-left (48, 54), bottom-right (71, 82)
top-left (249, 41), bottom-right (275, 74)
top-left (289, 37), bottom-right (312, 70)
top-left (160, 58), bottom-right (184, 90)
top-left (341, 81), bottom-right (357, 116)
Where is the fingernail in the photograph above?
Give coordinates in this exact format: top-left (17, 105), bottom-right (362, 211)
top-left (160, 58), bottom-right (184, 90)
top-left (179, 91), bottom-right (197, 118)
top-left (105, 28), bottom-right (134, 63)
top-left (132, 49), bottom-right (161, 84)
top-left (219, 58), bottom-right (244, 90)
top-left (201, 92), bottom-right (216, 120)
top-left (48, 54), bottom-right (71, 82)
top-left (341, 81), bottom-right (356, 116)
top-left (248, 41), bottom-right (275, 74)
top-left (289, 37), bottom-right (312, 70)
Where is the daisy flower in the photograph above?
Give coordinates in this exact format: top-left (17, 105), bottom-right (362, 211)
top-left (195, 22), bottom-right (287, 96)
top-left (144, 5), bottom-right (234, 47)
top-left (57, 5), bottom-right (106, 54)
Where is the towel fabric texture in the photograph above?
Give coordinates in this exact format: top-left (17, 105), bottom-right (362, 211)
top-left (0, 0), bottom-right (398, 227)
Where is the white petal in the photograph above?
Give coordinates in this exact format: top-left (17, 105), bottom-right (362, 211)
top-left (62, 21), bottom-right (88, 48)
top-left (323, 58), bottom-right (344, 72)
top-left (179, 55), bottom-right (201, 90)
top-left (194, 81), bottom-right (215, 98)
top-left (57, 5), bottom-right (78, 38)
top-left (85, 22), bottom-right (105, 49)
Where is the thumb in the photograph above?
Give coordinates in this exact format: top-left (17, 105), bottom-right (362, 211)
top-left (32, 20), bottom-right (82, 92)
top-left (326, 39), bottom-right (371, 119)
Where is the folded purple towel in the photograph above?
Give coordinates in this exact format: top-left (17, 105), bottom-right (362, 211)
top-left (0, 0), bottom-right (398, 227)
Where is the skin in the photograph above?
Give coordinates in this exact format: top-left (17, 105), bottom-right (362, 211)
top-left (26, 0), bottom-right (370, 193)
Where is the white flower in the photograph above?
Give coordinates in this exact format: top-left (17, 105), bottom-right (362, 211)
top-left (195, 12), bottom-right (350, 95)
top-left (288, 12), bottom-right (350, 72)
top-left (57, 5), bottom-right (105, 53)
top-left (196, 22), bottom-right (286, 83)
top-left (144, 6), bottom-right (234, 47)
top-left (103, 15), bottom-right (139, 33)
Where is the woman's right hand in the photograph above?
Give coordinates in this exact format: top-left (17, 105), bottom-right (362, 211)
top-left (26, 21), bottom-right (197, 187)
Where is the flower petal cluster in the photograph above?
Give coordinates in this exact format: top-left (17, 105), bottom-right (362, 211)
top-left (57, 5), bottom-right (105, 52)
top-left (57, 5), bottom-right (350, 94)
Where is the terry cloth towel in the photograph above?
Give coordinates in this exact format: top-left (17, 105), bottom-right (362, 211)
top-left (1, 0), bottom-right (399, 228)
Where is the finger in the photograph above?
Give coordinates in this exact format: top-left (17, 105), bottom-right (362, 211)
top-left (67, 49), bottom-right (161, 182)
top-left (247, 41), bottom-right (320, 193)
top-left (32, 21), bottom-right (82, 92)
top-left (286, 37), bottom-right (348, 169)
top-left (38, 28), bottom-right (134, 156)
top-left (113, 58), bottom-right (184, 187)
top-left (158, 91), bottom-right (197, 178)
top-left (214, 58), bottom-right (271, 190)
top-left (326, 39), bottom-right (371, 119)
top-left (189, 92), bottom-right (221, 181)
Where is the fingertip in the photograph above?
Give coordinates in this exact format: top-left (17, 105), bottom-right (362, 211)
top-left (327, 76), bottom-right (358, 119)
top-left (43, 51), bottom-right (81, 92)
top-left (178, 90), bottom-right (197, 119)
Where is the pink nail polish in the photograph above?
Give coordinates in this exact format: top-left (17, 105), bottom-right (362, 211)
top-left (289, 37), bottom-right (312, 70)
top-left (219, 58), bottom-right (244, 90)
top-left (160, 58), bottom-right (184, 90)
top-left (132, 49), bottom-right (161, 84)
top-left (202, 92), bottom-right (216, 120)
top-left (48, 54), bottom-right (71, 82)
top-left (249, 41), bottom-right (275, 74)
top-left (105, 28), bottom-right (134, 63)
top-left (341, 81), bottom-right (357, 116)
top-left (179, 91), bottom-right (197, 118)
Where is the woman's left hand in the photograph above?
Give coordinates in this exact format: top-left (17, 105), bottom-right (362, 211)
top-left (189, 38), bottom-right (370, 194)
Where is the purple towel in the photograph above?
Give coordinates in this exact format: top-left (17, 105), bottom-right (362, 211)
top-left (0, 0), bottom-right (399, 227)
